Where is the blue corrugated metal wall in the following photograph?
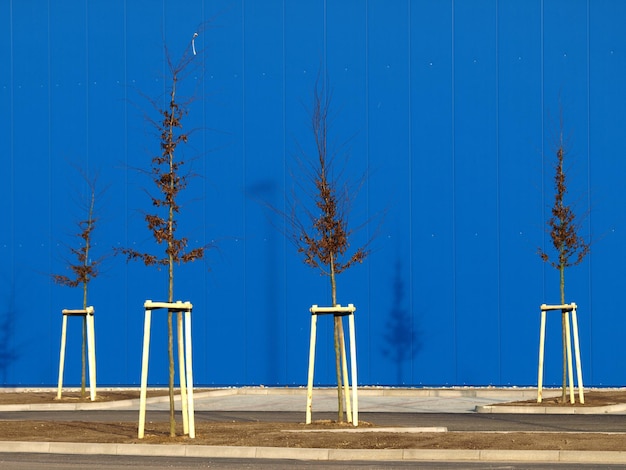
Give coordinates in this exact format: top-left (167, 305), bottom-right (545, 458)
top-left (1, 0), bottom-right (626, 387)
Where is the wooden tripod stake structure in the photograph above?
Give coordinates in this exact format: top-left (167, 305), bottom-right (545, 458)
top-left (537, 303), bottom-right (584, 404)
top-left (57, 306), bottom-right (97, 401)
top-left (306, 304), bottom-right (358, 427)
top-left (138, 300), bottom-right (195, 439)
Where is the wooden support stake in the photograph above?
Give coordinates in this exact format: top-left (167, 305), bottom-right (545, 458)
top-left (565, 312), bottom-right (575, 404)
top-left (537, 303), bottom-right (584, 404)
top-left (307, 304), bottom-right (358, 426)
top-left (537, 310), bottom-right (547, 403)
top-left (138, 301), bottom-right (195, 439)
top-left (57, 315), bottom-right (68, 400)
top-left (177, 312), bottom-right (189, 435)
top-left (340, 324), bottom-right (352, 424)
top-left (57, 307), bottom-right (96, 401)
top-left (571, 306), bottom-right (585, 404)
top-left (86, 310), bottom-right (97, 402)
top-left (184, 309), bottom-right (196, 438)
top-left (138, 308), bottom-right (152, 439)
top-left (305, 313), bottom-right (318, 425)
top-left (348, 311), bottom-right (358, 426)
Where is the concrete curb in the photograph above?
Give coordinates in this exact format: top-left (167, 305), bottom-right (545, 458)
top-left (476, 402), bottom-right (626, 414)
top-left (285, 426), bottom-right (448, 433)
top-left (0, 389), bottom-right (231, 412)
top-left (1, 441), bottom-right (626, 464)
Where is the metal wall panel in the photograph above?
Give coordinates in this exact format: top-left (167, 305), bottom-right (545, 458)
top-left (496, 0), bottom-right (543, 386)
top-left (586, 0), bottom-right (626, 385)
top-left (410, 0), bottom-right (456, 386)
top-left (366, 0), bottom-right (412, 385)
top-left (453, 0), bottom-right (500, 384)
top-left (242, 0), bottom-right (287, 385)
top-left (2, 0), bottom-right (626, 388)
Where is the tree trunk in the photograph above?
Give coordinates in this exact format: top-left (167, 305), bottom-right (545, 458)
top-left (81, 192), bottom-right (94, 400)
top-left (81, 279), bottom-right (88, 399)
top-left (560, 264), bottom-right (567, 403)
top-left (168, 210), bottom-right (176, 437)
top-left (330, 254), bottom-right (344, 422)
top-left (167, 80), bottom-right (177, 437)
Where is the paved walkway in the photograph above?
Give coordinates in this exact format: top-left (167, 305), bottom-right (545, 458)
top-left (2, 387), bottom-right (626, 464)
top-left (97, 387), bottom-right (548, 413)
top-left (0, 386), bottom-right (562, 413)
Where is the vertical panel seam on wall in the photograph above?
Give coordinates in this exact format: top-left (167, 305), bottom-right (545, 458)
top-left (495, 0), bottom-right (502, 384)
top-left (282, 0), bottom-right (287, 384)
top-left (407, 0), bottom-right (414, 384)
top-left (323, 0), bottom-right (327, 82)
top-left (364, 0), bottom-right (370, 382)
top-left (451, 0), bottom-right (457, 384)
top-left (585, 0), bottom-right (592, 381)
top-left (162, 0), bottom-right (166, 103)
top-left (539, 0), bottom-right (546, 300)
top-left (9, 0), bottom-right (14, 262)
top-left (85, 0), bottom-right (89, 176)
top-left (123, 0), bottom-right (129, 382)
top-left (47, 0), bottom-right (53, 374)
top-left (241, 0), bottom-right (248, 383)
top-left (9, 0), bottom-right (15, 378)
top-left (201, 0), bottom-right (207, 374)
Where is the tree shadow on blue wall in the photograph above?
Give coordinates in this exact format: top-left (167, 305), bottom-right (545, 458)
top-left (382, 256), bottom-right (421, 385)
top-left (0, 277), bottom-right (20, 384)
top-left (247, 179), bottom-right (284, 384)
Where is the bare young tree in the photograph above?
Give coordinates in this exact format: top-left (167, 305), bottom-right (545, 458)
top-left (52, 170), bottom-right (103, 399)
top-left (117, 31), bottom-right (208, 437)
top-left (290, 79), bottom-right (370, 422)
top-left (538, 110), bottom-right (590, 402)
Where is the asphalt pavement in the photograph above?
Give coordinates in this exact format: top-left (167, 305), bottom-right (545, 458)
top-left (1, 387), bottom-right (626, 465)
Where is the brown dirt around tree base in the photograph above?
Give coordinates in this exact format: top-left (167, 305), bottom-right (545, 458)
top-left (1, 390), bottom-right (626, 451)
top-left (0, 390), bottom-right (172, 405)
top-left (503, 390), bottom-right (626, 407)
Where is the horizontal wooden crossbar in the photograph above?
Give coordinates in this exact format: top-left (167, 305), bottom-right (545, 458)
top-left (540, 303), bottom-right (577, 312)
top-left (62, 306), bottom-right (95, 316)
top-left (310, 304), bottom-right (356, 316)
top-left (143, 300), bottom-right (193, 311)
